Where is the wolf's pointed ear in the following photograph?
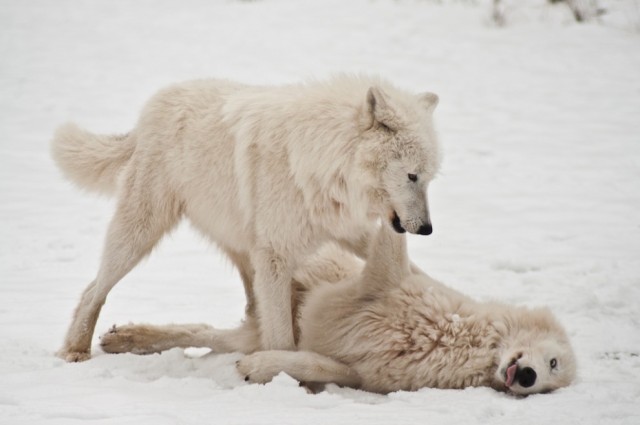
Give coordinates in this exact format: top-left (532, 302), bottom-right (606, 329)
top-left (367, 86), bottom-right (397, 131)
top-left (361, 224), bottom-right (411, 291)
top-left (419, 92), bottom-right (439, 114)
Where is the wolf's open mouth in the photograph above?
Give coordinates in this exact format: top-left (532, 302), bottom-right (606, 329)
top-left (505, 359), bottom-right (518, 387)
top-left (391, 211), bottom-right (406, 233)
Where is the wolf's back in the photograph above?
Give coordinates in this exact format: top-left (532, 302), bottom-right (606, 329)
top-left (51, 123), bottom-right (134, 195)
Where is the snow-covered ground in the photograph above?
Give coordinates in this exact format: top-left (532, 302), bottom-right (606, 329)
top-left (1, 0), bottom-right (639, 424)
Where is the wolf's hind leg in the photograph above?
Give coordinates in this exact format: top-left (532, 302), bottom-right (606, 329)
top-left (100, 323), bottom-right (213, 355)
top-left (57, 181), bottom-right (181, 362)
top-left (100, 318), bottom-right (260, 355)
top-left (236, 350), bottom-right (361, 388)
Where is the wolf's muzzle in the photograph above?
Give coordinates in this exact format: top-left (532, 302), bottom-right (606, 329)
top-left (417, 223), bottom-right (432, 235)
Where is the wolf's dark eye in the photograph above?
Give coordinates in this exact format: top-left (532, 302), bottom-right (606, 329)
top-left (408, 173), bottom-right (418, 182)
top-left (550, 358), bottom-right (557, 369)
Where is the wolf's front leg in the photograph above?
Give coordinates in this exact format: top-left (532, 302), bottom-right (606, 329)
top-left (237, 350), bottom-right (361, 388)
top-left (251, 247), bottom-right (296, 351)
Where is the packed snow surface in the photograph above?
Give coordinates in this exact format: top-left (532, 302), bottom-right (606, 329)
top-left (1, 1), bottom-right (639, 424)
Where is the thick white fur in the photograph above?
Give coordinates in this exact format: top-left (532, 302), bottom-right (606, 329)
top-left (100, 225), bottom-right (576, 396)
top-left (52, 75), bottom-right (441, 361)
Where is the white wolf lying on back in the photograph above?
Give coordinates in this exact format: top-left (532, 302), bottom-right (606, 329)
top-left (101, 225), bottom-right (576, 395)
top-left (52, 75), bottom-right (440, 361)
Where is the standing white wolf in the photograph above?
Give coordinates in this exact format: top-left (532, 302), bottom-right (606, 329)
top-left (52, 75), bottom-right (441, 361)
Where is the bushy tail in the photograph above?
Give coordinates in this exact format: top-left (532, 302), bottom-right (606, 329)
top-left (51, 123), bottom-right (135, 195)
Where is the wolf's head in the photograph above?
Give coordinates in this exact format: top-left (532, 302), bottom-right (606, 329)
top-left (356, 85), bottom-right (441, 235)
top-left (494, 308), bottom-right (577, 395)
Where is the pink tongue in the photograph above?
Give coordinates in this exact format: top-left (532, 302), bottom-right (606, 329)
top-left (506, 364), bottom-right (517, 387)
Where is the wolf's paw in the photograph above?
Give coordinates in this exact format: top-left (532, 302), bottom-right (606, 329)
top-left (236, 353), bottom-right (281, 384)
top-left (99, 324), bottom-right (149, 354)
top-left (57, 348), bottom-right (91, 362)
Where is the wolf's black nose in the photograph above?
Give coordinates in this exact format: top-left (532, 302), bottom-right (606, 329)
top-left (518, 367), bottom-right (537, 388)
top-left (417, 223), bottom-right (432, 235)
